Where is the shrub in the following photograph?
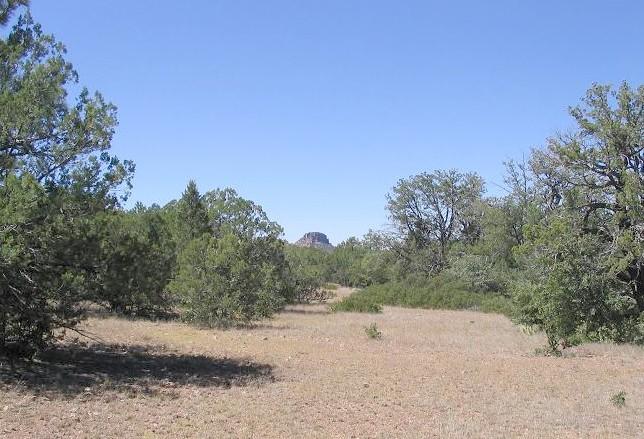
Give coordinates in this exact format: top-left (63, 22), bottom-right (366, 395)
top-left (284, 237), bottom-right (395, 288)
top-left (331, 275), bottom-right (514, 316)
top-left (169, 233), bottom-right (289, 327)
top-left (168, 187), bottom-right (294, 327)
top-left (329, 297), bottom-right (383, 313)
top-left (364, 323), bottom-right (382, 339)
top-left (610, 391), bottom-right (626, 408)
top-left (514, 215), bottom-right (644, 347)
top-left (290, 272), bottom-right (332, 303)
top-left (284, 247), bottom-right (332, 303)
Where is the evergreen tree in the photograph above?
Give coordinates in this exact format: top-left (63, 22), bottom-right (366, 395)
top-left (94, 206), bottom-right (177, 317)
top-left (176, 180), bottom-right (210, 244)
top-left (0, 8), bottom-right (133, 358)
top-left (0, 0), bottom-right (28, 26)
top-left (170, 188), bottom-right (291, 326)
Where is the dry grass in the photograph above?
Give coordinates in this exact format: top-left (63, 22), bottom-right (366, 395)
top-left (2, 289), bottom-right (643, 438)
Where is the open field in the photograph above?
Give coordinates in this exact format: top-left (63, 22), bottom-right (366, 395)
top-left (2, 289), bottom-right (643, 438)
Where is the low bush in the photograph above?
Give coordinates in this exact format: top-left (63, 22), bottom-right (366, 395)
top-left (331, 274), bottom-right (514, 316)
top-left (364, 323), bottom-right (382, 339)
top-left (330, 297), bottom-right (382, 313)
top-left (610, 391), bottom-right (626, 408)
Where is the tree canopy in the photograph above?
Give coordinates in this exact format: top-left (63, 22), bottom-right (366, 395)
top-left (1, 9), bottom-right (134, 355)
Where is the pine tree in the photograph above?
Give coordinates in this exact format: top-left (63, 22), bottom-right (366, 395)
top-left (176, 180), bottom-right (210, 244)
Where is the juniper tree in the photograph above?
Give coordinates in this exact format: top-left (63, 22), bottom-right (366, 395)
top-left (0, 9), bottom-right (133, 357)
top-left (170, 188), bottom-right (292, 326)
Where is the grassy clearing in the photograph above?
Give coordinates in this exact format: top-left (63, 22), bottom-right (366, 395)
top-left (1, 304), bottom-right (642, 438)
top-left (331, 280), bottom-right (514, 316)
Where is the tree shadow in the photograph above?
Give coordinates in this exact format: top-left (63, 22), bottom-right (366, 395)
top-left (0, 342), bottom-right (274, 399)
top-left (281, 306), bottom-right (330, 315)
top-left (229, 322), bottom-right (291, 330)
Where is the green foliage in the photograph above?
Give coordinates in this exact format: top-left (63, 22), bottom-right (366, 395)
top-left (203, 187), bottom-right (283, 240)
top-left (170, 232), bottom-right (288, 327)
top-left (446, 253), bottom-right (511, 293)
top-left (285, 246), bottom-right (329, 282)
top-left (514, 214), bottom-right (643, 346)
top-left (94, 205), bottom-right (176, 317)
top-left (286, 234), bottom-right (395, 289)
top-left (0, 0), bottom-right (28, 26)
top-left (332, 276), bottom-right (514, 316)
top-left (387, 169), bottom-right (484, 273)
top-left (326, 238), bottom-right (373, 287)
top-left (0, 12), bottom-right (134, 199)
top-left (1, 175), bottom-right (85, 356)
top-left (0, 12), bottom-right (133, 358)
top-left (515, 83), bottom-right (644, 346)
top-left (364, 322), bottom-right (382, 339)
top-left (170, 189), bottom-right (291, 326)
top-left (283, 246), bottom-right (330, 303)
top-left (610, 391), bottom-right (626, 408)
top-left (330, 297), bottom-right (382, 313)
top-left (175, 180), bottom-right (210, 246)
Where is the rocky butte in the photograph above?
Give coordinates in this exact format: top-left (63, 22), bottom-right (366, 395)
top-left (294, 232), bottom-right (334, 250)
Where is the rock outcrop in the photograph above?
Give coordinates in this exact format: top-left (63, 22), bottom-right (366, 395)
top-left (294, 232), bottom-right (334, 250)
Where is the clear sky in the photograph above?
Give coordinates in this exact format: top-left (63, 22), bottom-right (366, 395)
top-left (29, 1), bottom-right (644, 243)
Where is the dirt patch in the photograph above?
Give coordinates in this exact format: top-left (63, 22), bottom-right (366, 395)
top-left (1, 305), bottom-right (642, 438)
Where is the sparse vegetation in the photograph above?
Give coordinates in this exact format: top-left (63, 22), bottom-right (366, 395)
top-left (2, 309), bottom-right (642, 437)
top-left (0, 1), bottom-right (642, 437)
top-left (364, 322), bottom-right (382, 339)
top-left (610, 390), bottom-right (627, 408)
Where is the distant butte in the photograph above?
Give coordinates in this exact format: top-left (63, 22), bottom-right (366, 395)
top-left (294, 232), bottom-right (334, 250)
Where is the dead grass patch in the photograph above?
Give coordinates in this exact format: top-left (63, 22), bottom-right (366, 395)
top-left (1, 304), bottom-right (642, 438)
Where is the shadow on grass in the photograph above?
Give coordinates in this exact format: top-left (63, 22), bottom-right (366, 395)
top-left (281, 305), bottom-right (330, 315)
top-left (0, 343), bottom-right (274, 398)
top-left (82, 303), bottom-right (180, 321)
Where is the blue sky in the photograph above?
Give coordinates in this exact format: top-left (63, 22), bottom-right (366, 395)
top-left (29, 1), bottom-right (643, 243)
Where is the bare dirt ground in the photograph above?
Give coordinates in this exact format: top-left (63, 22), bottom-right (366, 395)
top-left (2, 287), bottom-right (643, 438)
